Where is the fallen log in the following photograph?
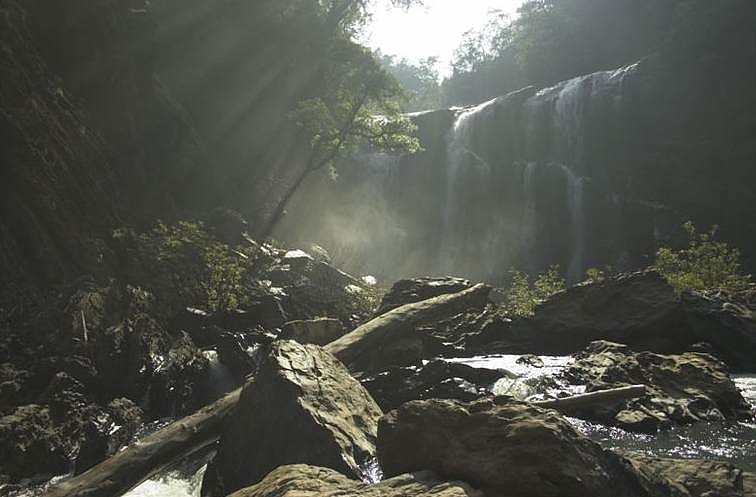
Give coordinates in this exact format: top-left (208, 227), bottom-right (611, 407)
top-left (530, 384), bottom-right (648, 411)
top-left (326, 283), bottom-right (491, 372)
top-left (42, 387), bottom-right (242, 497)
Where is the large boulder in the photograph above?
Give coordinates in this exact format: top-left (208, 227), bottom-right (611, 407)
top-left (563, 341), bottom-right (753, 433)
top-left (470, 271), bottom-right (756, 372)
top-left (201, 340), bottom-right (383, 496)
top-left (377, 277), bottom-right (472, 315)
top-left (377, 398), bottom-right (660, 497)
top-left (227, 465), bottom-right (482, 497)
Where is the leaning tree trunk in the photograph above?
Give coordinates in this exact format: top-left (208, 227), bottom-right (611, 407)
top-left (42, 388), bottom-right (242, 497)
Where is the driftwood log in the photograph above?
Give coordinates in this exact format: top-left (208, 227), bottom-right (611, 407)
top-left (325, 283), bottom-right (491, 372)
top-left (43, 388), bottom-right (242, 497)
top-left (531, 384), bottom-right (649, 410)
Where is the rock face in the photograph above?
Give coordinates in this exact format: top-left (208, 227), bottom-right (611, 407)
top-left (279, 318), bottom-right (346, 345)
top-left (377, 277), bottom-right (472, 315)
top-left (377, 398), bottom-right (658, 497)
top-left (227, 465), bottom-right (483, 497)
top-left (564, 341), bottom-right (753, 433)
top-left (201, 340), bottom-right (383, 496)
top-left (471, 271), bottom-right (756, 372)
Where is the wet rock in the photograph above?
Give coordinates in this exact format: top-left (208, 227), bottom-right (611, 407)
top-left (31, 355), bottom-right (100, 398)
top-left (145, 332), bottom-right (210, 418)
top-left (0, 363), bottom-right (30, 410)
top-left (216, 332), bottom-right (258, 380)
top-left (377, 398), bottom-right (660, 497)
top-left (564, 341), bottom-right (753, 433)
top-left (362, 360), bottom-right (507, 411)
top-left (468, 271), bottom-right (756, 372)
top-left (267, 248), bottom-right (375, 325)
top-left (169, 307), bottom-right (214, 346)
top-left (74, 398), bottom-right (143, 474)
top-left (201, 340), bottom-right (383, 496)
top-left (517, 354), bottom-right (545, 368)
top-left (631, 456), bottom-right (753, 497)
top-left (0, 405), bottom-right (70, 483)
top-left (209, 296), bottom-right (287, 331)
top-left (377, 277), bottom-right (472, 315)
top-left (227, 464), bottom-right (483, 497)
top-left (279, 317), bottom-right (346, 345)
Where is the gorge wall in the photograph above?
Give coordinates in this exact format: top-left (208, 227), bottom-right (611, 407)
top-left (275, 28), bottom-right (756, 284)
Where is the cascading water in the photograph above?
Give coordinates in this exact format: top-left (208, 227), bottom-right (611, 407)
top-left (275, 60), bottom-right (663, 283)
top-left (439, 99), bottom-right (496, 274)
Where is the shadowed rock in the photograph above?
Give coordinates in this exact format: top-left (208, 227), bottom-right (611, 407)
top-left (377, 398), bottom-right (661, 497)
top-left (201, 340), bottom-right (383, 496)
top-left (564, 341), bottom-right (753, 433)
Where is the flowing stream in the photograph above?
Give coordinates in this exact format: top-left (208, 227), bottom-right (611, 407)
top-left (450, 355), bottom-right (756, 472)
top-left (13, 357), bottom-right (754, 497)
top-left (124, 358), bottom-right (756, 496)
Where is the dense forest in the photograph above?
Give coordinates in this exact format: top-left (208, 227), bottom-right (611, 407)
top-left (1, 0), bottom-right (755, 496)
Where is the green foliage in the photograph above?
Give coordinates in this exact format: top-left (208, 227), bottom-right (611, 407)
top-left (504, 265), bottom-right (565, 317)
top-left (584, 267), bottom-right (605, 283)
top-left (654, 222), bottom-right (752, 294)
top-left (344, 284), bottom-right (385, 321)
top-left (292, 39), bottom-right (421, 171)
top-left (441, 0), bottom-right (721, 106)
top-left (375, 52), bottom-right (442, 111)
top-left (113, 221), bottom-right (252, 313)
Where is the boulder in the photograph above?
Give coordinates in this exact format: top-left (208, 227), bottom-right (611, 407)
top-left (201, 340), bottom-right (383, 496)
top-left (377, 398), bottom-right (660, 497)
top-left (563, 341), bottom-right (752, 433)
top-left (377, 277), bottom-right (472, 315)
top-left (0, 405), bottom-right (71, 482)
top-left (279, 317), bottom-right (346, 345)
top-left (209, 296), bottom-right (287, 331)
top-left (469, 271), bottom-right (756, 372)
top-left (216, 332), bottom-right (258, 380)
top-left (227, 465), bottom-right (482, 497)
top-left (630, 456), bottom-right (754, 497)
top-left (362, 360), bottom-right (507, 411)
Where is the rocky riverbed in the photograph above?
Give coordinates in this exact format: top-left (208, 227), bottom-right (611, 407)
top-left (2, 256), bottom-right (755, 497)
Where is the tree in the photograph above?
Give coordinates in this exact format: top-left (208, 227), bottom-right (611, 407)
top-left (504, 265), bottom-right (565, 317)
top-left (259, 37), bottom-right (421, 238)
top-left (375, 52), bottom-right (442, 111)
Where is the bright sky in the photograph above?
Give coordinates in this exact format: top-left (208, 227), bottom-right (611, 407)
top-left (362, 0), bottom-right (525, 77)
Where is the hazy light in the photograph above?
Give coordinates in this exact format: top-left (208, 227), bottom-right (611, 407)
top-left (362, 0), bottom-right (525, 77)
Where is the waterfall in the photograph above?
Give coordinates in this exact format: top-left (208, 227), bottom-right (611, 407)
top-left (556, 164), bottom-right (587, 283)
top-left (439, 99), bottom-right (497, 275)
top-left (275, 60), bottom-right (663, 284)
top-left (201, 350), bottom-right (237, 402)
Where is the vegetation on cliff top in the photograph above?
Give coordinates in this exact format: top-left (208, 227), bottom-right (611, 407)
top-left (655, 222), bottom-right (753, 295)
